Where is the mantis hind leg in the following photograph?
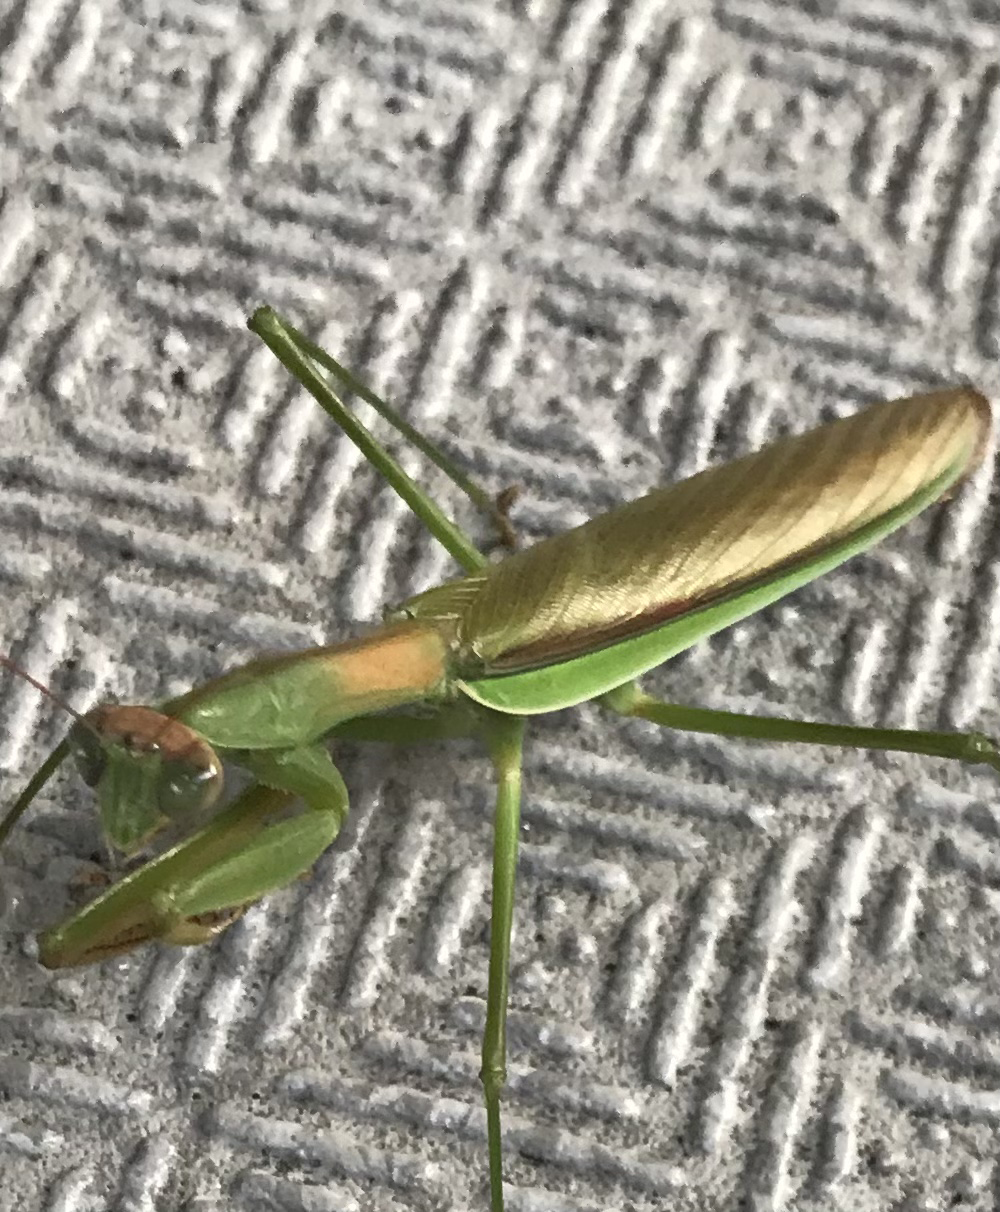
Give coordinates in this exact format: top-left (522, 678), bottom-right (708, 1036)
top-left (600, 681), bottom-right (1000, 772)
top-left (479, 713), bottom-right (526, 1212)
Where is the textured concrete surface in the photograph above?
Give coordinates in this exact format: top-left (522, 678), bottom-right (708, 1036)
top-left (3, 2), bottom-right (1000, 1210)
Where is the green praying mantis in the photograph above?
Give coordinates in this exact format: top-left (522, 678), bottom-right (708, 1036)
top-left (1, 305), bottom-right (998, 1212)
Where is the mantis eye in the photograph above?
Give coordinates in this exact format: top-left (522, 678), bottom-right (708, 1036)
top-left (156, 756), bottom-right (223, 821)
top-left (68, 723), bottom-right (107, 788)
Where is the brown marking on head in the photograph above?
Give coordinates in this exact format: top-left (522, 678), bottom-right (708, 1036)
top-left (84, 705), bottom-right (221, 785)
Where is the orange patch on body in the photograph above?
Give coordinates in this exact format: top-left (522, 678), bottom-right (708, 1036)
top-left (322, 622), bottom-right (450, 703)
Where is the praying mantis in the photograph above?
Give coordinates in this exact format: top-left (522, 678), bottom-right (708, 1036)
top-left (1, 304), bottom-right (998, 1212)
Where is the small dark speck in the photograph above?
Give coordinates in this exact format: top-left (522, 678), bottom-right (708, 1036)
top-left (861, 1145), bottom-right (881, 1173)
top-left (170, 367), bottom-right (188, 391)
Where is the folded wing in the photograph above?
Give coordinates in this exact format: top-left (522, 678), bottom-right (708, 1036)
top-left (405, 388), bottom-right (990, 678)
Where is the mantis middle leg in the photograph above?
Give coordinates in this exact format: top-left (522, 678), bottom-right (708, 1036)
top-left (249, 307), bottom-right (520, 569)
top-left (478, 712), bottom-right (526, 1212)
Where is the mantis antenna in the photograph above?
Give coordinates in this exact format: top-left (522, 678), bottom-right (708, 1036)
top-left (0, 655), bottom-right (82, 847)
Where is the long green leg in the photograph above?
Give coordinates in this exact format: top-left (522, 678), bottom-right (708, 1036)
top-left (478, 713), bottom-right (526, 1212)
top-left (249, 307), bottom-right (498, 572)
top-left (253, 308), bottom-right (518, 549)
top-left (601, 682), bottom-right (1000, 771)
top-left (0, 738), bottom-right (70, 847)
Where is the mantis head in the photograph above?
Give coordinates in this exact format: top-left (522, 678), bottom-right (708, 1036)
top-left (0, 654), bottom-right (225, 856)
top-left (69, 705), bottom-right (224, 853)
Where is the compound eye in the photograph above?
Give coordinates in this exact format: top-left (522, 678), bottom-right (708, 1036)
top-left (156, 756), bottom-right (223, 821)
top-left (68, 723), bottom-right (107, 788)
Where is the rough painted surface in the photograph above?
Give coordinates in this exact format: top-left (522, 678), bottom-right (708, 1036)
top-left (2, 3), bottom-right (1000, 1209)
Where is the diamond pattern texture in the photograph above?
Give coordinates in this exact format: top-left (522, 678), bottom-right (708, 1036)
top-left (3, 2), bottom-right (1000, 1209)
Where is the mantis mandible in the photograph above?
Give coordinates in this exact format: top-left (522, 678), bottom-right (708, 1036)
top-left (1, 306), bottom-right (997, 1212)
